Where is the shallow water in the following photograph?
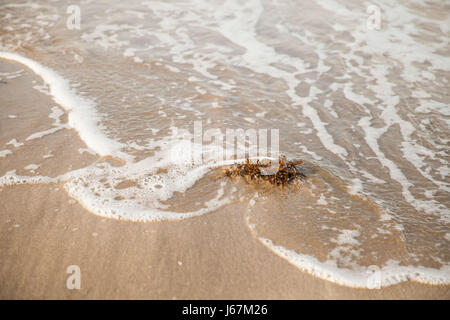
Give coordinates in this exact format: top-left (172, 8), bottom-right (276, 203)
top-left (0, 0), bottom-right (449, 288)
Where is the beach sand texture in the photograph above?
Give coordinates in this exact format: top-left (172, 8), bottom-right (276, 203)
top-left (1, 0), bottom-right (449, 299)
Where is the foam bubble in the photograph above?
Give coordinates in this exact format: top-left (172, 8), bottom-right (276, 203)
top-left (0, 149), bottom-right (12, 158)
top-left (6, 139), bottom-right (23, 148)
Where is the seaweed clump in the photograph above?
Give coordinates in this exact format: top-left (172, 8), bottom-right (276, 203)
top-left (223, 156), bottom-right (306, 186)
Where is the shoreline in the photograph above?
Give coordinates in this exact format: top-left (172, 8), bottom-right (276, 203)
top-left (1, 58), bottom-right (449, 299)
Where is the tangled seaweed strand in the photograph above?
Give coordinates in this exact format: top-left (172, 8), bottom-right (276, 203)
top-left (223, 156), bottom-right (306, 186)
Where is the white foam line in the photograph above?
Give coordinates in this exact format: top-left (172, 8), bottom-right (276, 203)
top-left (300, 94), bottom-right (349, 159)
top-left (0, 52), bottom-right (127, 159)
top-left (260, 238), bottom-right (450, 288)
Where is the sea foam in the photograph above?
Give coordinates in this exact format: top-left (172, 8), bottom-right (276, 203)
top-left (0, 52), bottom-right (125, 158)
top-left (259, 237), bottom-right (450, 288)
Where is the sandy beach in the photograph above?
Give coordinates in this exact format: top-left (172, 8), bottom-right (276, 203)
top-left (1, 184), bottom-right (449, 299)
top-left (1, 59), bottom-right (449, 299)
top-left (2, 0), bottom-right (450, 300)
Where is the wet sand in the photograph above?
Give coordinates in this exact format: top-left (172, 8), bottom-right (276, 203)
top-left (1, 60), bottom-right (449, 300)
top-left (1, 183), bottom-right (450, 299)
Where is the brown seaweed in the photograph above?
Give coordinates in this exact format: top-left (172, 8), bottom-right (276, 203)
top-left (223, 156), bottom-right (306, 186)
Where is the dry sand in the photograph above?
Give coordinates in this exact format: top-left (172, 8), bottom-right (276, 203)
top-left (1, 59), bottom-right (449, 299)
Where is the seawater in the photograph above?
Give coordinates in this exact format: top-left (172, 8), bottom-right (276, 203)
top-left (0, 0), bottom-right (449, 288)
